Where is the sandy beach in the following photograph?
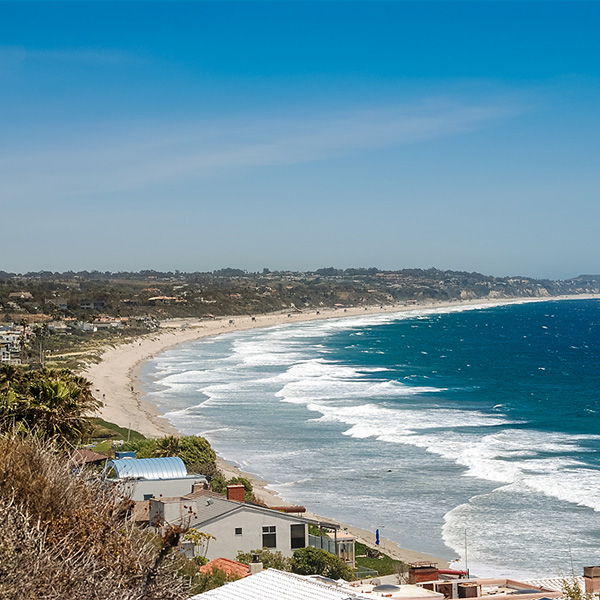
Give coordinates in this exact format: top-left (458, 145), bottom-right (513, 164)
top-left (82, 295), bottom-right (599, 566)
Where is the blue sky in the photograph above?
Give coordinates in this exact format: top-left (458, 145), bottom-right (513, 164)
top-left (1, 1), bottom-right (599, 278)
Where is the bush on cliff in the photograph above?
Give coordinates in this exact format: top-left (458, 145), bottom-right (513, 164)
top-left (121, 434), bottom-right (216, 466)
top-left (291, 546), bottom-right (355, 581)
top-left (0, 432), bottom-right (193, 600)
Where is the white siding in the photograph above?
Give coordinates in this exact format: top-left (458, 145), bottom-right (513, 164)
top-left (200, 507), bottom-right (307, 561)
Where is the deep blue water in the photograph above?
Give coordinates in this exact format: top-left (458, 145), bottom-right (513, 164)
top-left (141, 299), bottom-right (600, 578)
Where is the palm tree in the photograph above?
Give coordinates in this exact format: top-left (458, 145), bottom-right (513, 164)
top-left (0, 366), bottom-right (101, 445)
top-left (153, 435), bottom-right (182, 458)
top-left (27, 377), bottom-right (101, 443)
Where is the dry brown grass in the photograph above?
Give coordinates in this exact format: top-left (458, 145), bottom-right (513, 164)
top-left (0, 433), bottom-right (191, 600)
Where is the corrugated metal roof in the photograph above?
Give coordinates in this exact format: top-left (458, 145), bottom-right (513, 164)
top-left (105, 457), bottom-right (187, 480)
top-left (192, 568), bottom-right (367, 599)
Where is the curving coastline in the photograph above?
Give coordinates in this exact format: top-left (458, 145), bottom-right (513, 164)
top-left (82, 295), bottom-right (599, 567)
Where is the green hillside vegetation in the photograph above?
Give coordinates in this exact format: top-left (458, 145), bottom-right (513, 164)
top-left (236, 546), bottom-right (355, 581)
top-left (2, 267), bottom-right (597, 326)
top-left (0, 364), bottom-right (101, 443)
top-left (121, 434), bottom-right (216, 467)
top-left (88, 417), bottom-right (146, 443)
top-left (355, 541), bottom-right (407, 577)
top-left (3, 268), bottom-right (597, 369)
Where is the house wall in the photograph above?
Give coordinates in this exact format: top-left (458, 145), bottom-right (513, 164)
top-left (116, 477), bottom-right (207, 502)
top-left (199, 507), bottom-right (308, 561)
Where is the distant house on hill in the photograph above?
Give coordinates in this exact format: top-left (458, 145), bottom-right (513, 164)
top-left (80, 300), bottom-right (105, 310)
top-left (9, 291), bottom-right (33, 300)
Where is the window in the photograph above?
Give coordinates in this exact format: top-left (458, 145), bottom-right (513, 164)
top-left (290, 524), bottom-right (306, 549)
top-left (235, 527), bottom-right (243, 535)
top-left (262, 525), bottom-right (276, 548)
top-left (143, 494), bottom-right (154, 501)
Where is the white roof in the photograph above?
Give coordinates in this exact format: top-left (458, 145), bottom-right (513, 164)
top-left (524, 576), bottom-right (584, 596)
top-left (192, 568), bottom-right (368, 599)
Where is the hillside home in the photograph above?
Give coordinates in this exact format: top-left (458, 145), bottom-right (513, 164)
top-left (0, 330), bottom-right (22, 365)
top-left (150, 485), bottom-right (352, 564)
top-left (103, 456), bottom-right (208, 501)
top-left (80, 300), bottom-right (105, 310)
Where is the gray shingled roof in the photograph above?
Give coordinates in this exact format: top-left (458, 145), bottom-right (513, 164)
top-left (182, 495), bottom-right (335, 530)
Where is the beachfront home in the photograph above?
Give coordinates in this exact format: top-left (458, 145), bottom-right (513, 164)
top-left (103, 456), bottom-right (208, 501)
top-left (149, 485), bottom-right (352, 564)
top-left (415, 576), bottom-right (562, 600)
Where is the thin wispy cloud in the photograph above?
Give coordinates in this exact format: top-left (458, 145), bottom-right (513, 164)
top-left (0, 98), bottom-right (521, 201)
top-left (0, 45), bottom-right (137, 70)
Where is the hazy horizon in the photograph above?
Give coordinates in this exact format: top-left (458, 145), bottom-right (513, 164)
top-left (2, 2), bottom-right (599, 279)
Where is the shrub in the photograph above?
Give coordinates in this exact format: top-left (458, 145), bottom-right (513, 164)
top-left (236, 548), bottom-right (292, 571)
top-left (121, 435), bottom-right (216, 466)
top-left (291, 546), bottom-right (355, 581)
top-left (0, 431), bottom-right (191, 600)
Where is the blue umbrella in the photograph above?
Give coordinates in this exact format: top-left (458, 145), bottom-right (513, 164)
top-left (376, 529), bottom-right (380, 546)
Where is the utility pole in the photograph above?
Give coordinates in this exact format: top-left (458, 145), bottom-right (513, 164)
top-left (465, 528), bottom-right (469, 576)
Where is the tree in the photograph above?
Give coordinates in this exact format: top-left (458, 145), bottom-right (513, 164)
top-left (193, 568), bottom-right (239, 594)
top-left (0, 365), bottom-right (101, 445)
top-left (561, 579), bottom-right (598, 600)
top-left (291, 546), bottom-right (355, 581)
top-left (32, 323), bottom-right (49, 366)
top-left (183, 529), bottom-right (216, 560)
top-left (121, 435), bottom-right (216, 466)
top-left (236, 548), bottom-right (292, 572)
top-left (154, 435), bottom-right (182, 457)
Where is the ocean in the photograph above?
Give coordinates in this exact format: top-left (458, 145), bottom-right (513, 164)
top-left (140, 299), bottom-right (600, 579)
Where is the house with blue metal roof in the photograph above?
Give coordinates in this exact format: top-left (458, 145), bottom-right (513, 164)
top-left (103, 455), bottom-right (208, 501)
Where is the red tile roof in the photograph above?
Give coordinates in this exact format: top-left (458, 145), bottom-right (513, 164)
top-left (199, 558), bottom-right (250, 579)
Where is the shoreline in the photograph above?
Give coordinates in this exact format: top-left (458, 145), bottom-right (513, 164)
top-left (82, 294), bottom-right (599, 567)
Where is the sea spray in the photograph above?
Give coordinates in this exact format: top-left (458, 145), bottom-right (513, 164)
top-left (141, 299), bottom-right (600, 577)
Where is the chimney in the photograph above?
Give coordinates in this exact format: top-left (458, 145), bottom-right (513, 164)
top-left (584, 567), bottom-right (600, 594)
top-left (408, 564), bottom-right (440, 584)
top-left (192, 481), bottom-right (208, 493)
top-left (250, 554), bottom-right (263, 575)
top-left (227, 484), bottom-right (246, 503)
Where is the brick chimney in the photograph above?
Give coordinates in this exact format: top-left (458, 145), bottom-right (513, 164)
top-left (408, 564), bottom-right (439, 584)
top-left (227, 484), bottom-right (246, 503)
top-left (584, 567), bottom-right (600, 594)
top-left (191, 481), bottom-right (208, 493)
